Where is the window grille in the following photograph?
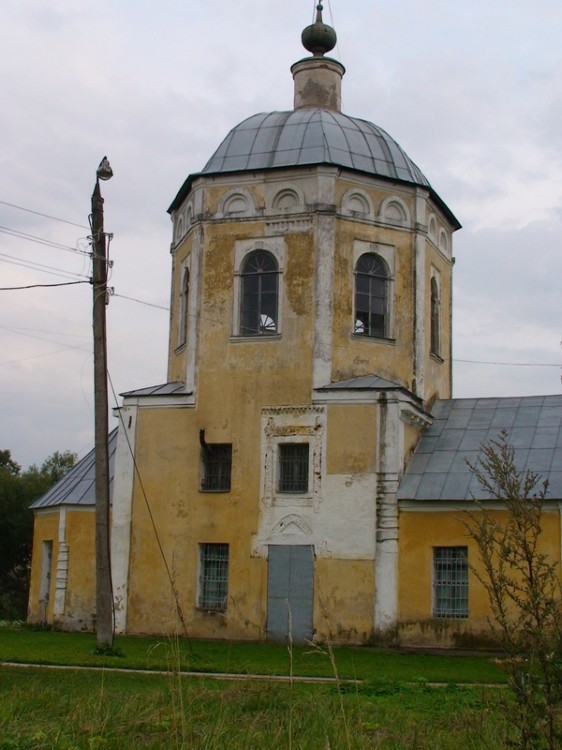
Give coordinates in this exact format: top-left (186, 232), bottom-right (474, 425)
top-left (240, 251), bottom-right (279, 336)
top-left (433, 547), bottom-right (468, 618)
top-left (278, 443), bottom-right (309, 494)
top-left (199, 543), bottom-right (229, 611)
top-left (354, 253), bottom-right (388, 338)
top-left (201, 444), bottom-right (232, 492)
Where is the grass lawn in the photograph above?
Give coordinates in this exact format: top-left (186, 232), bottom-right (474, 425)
top-left (0, 664), bottom-right (511, 749)
top-left (0, 626), bottom-right (514, 748)
top-left (0, 626), bottom-right (506, 684)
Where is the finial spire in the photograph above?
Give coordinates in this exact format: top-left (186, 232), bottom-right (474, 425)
top-left (301, 2), bottom-right (337, 57)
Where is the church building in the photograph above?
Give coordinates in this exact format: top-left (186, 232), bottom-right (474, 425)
top-left (28, 6), bottom-right (562, 648)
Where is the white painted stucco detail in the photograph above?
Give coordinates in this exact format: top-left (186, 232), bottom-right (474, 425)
top-left (374, 395), bottom-right (403, 633)
top-left (254, 404), bottom-right (377, 561)
top-left (413, 232), bottom-right (427, 399)
top-left (185, 224), bottom-right (203, 393)
top-left (53, 507), bottom-right (68, 618)
top-left (312, 199), bottom-right (336, 388)
top-left (111, 409), bottom-right (138, 633)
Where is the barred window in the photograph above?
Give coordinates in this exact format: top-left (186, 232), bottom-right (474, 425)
top-left (198, 543), bottom-right (229, 611)
top-left (201, 444), bottom-right (232, 492)
top-left (278, 443), bottom-right (309, 494)
top-left (433, 547), bottom-right (468, 618)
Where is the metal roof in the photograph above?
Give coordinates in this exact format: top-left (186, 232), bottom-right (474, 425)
top-left (202, 110), bottom-right (430, 186)
top-left (397, 395), bottom-right (562, 502)
top-left (317, 374), bottom-right (407, 391)
top-left (31, 428), bottom-right (118, 509)
top-left (168, 110), bottom-right (460, 228)
top-left (120, 381), bottom-right (189, 398)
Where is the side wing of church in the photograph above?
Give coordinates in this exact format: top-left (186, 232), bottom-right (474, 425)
top-left (28, 6), bottom-right (562, 648)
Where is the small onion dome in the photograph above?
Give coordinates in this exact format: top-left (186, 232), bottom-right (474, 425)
top-left (301, 3), bottom-right (337, 56)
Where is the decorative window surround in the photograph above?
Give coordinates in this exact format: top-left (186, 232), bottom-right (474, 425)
top-left (261, 406), bottom-right (325, 510)
top-left (352, 240), bottom-right (395, 340)
top-left (232, 237), bottom-right (286, 337)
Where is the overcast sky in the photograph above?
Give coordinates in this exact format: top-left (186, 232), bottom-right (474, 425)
top-left (1, 0), bottom-right (561, 469)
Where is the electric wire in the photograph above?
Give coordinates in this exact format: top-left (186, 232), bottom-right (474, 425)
top-left (0, 225), bottom-right (90, 255)
top-left (0, 280), bottom-right (89, 290)
top-left (113, 293), bottom-right (169, 311)
top-left (455, 358), bottom-right (560, 368)
top-left (0, 253), bottom-right (89, 280)
top-left (0, 199), bottom-right (89, 229)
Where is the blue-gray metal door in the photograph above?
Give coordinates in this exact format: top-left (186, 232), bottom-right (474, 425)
top-left (267, 545), bottom-right (314, 643)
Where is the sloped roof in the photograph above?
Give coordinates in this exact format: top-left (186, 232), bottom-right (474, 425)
top-left (397, 395), bottom-right (562, 502)
top-left (30, 428), bottom-right (118, 509)
top-left (120, 381), bottom-right (189, 398)
top-left (317, 374), bottom-right (407, 391)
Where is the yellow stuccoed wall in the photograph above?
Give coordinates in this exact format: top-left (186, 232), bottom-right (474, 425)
top-left (398, 508), bottom-right (561, 648)
top-left (314, 558), bottom-right (375, 643)
top-left (64, 510), bottom-right (96, 629)
top-left (28, 511), bottom-right (60, 623)
top-left (326, 404), bottom-right (377, 475)
top-left (28, 508), bottom-right (95, 629)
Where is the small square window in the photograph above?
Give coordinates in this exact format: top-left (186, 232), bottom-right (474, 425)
top-left (433, 546), bottom-right (468, 619)
top-left (278, 443), bottom-right (309, 494)
top-left (201, 444), bottom-right (232, 492)
top-left (198, 543), bottom-right (229, 611)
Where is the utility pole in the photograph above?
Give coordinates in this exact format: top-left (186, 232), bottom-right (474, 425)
top-left (91, 156), bottom-right (114, 649)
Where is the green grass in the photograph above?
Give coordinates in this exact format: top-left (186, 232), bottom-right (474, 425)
top-left (0, 627), bottom-right (514, 748)
top-left (0, 626), bottom-right (506, 684)
top-left (0, 665), bottom-right (512, 749)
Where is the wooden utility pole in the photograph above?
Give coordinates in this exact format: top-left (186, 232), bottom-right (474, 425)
top-left (91, 157), bottom-right (113, 649)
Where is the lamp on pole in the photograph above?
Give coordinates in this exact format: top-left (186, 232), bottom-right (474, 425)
top-left (91, 156), bottom-right (114, 649)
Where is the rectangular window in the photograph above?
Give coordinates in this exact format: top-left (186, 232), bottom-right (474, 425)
top-left (198, 543), bottom-right (229, 611)
top-left (278, 443), bottom-right (309, 494)
top-left (201, 444), bottom-right (232, 492)
top-left (433, 546), bottom-right (468, 618)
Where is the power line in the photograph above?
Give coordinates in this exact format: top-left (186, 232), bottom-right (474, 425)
top-left (0, 225), bottom-right (90, 256)
top-left (0, 325), bottom-right (89, 338)
top-left (113, 292), bottom-right (169, 311)
top-left (0, 344), bottom-right (91, 367)
top-left (0, 253), bottom-right (89, 280)
top-left (0, 199), bottom-right (89, 229)
top-left (0, 280), bottom-right (90, 290)
top-left (455, 358), bottom-right (560, 368)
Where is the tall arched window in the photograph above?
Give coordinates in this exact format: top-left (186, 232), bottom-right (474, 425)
top-left (354, 253), bottom-right (388, 338)
top-left (240, 251), bottom-right (279, 336)
top-left (178, 267), bottom-right (189, 347)
top-left (430, 276), bottom-right (440, 357)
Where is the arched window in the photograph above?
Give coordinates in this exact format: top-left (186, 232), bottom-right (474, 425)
top-left (354, 253), bottom-right (388, 338)
top-left (240, 251), bottom-right (279, 336)
top-left (430, 276), bottom-right (440, 357)
top-left (178, 267), bottom-right (189, 347)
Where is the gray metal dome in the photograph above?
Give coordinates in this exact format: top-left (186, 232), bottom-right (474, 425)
top-left (201, 109), bottom-right (431, 188)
